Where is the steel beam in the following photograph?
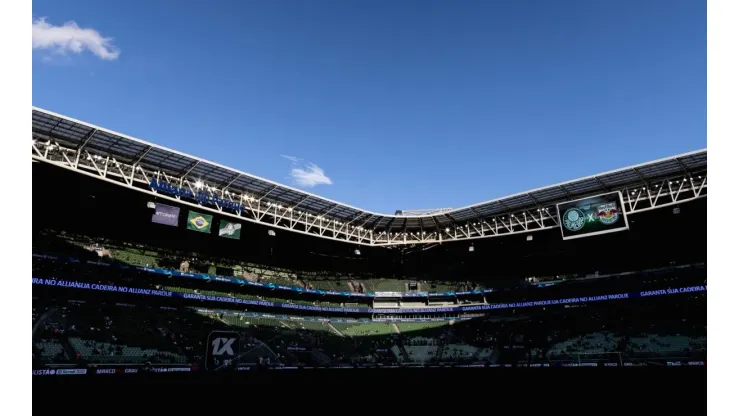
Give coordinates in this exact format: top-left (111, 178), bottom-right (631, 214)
top-left (31, 141), bottom-right (708, 247)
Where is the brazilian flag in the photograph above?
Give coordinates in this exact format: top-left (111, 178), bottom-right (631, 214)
top-left (187, 210), bottom-right (213, 233)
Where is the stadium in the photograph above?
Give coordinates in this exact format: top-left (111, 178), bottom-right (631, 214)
top-left (31, 107), bottom-right (707, 379)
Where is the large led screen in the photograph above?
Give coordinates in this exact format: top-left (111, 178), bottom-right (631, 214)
top-left (556, 192), bottom-right (629, 240)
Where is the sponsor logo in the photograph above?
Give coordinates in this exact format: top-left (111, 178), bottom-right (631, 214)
top-left (562, 208), bottom-right (586, 232)
top-left (206, 331), bottom-right (240, 370)
top-left (32, 369), bottom-right (56, 376)
top-left (667, 361), bottom-right (682, 366)
top-left (152, 204), bottom-right (180, 226)
top-left (596, 202), bottom-right (620, 225)
top-left (168, 367), bottom-right (191, 372)
top-left (56, 368), bottom-right (87, 375)
top-left (212, 337), bottom-right (236, 356)
top-left (190, 216), bottom-right (210, 230)
top-left (96, 368), bottom-right (116, 374)
top-left (150, 367), bottom-right (191, 373)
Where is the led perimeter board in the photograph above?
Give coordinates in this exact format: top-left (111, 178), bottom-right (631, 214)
top-left (556, 192), bottom-right (629, 240)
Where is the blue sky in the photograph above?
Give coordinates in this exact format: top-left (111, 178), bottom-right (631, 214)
top-left (32, 0), bottom-right (706, 214)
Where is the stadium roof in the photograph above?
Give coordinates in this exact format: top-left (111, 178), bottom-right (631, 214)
top-left (31, 107), bottom-right (707, 245)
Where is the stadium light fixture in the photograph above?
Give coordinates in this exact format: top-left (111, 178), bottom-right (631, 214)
top-left (267, 229), bottom-right (276, 237)
top-left (468, 244), bottom-right (475, 252)
top-left (354, 249), bottom-right (361, 256)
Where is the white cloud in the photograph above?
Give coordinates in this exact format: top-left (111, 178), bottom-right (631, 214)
top-left (281, 155), bottom-right (333, 188)
top-left (32, 17), bottom-right (120, 61)
top-left (280, 154), bottom-right (299, 163)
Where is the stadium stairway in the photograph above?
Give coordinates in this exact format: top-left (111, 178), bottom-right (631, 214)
top-left (435, 328), bottom-right (459, 362)
top-left (327, 323), bottom-right (344, 337)
top-left (32, 306), bottom-right (78, 363)
top-left (435, 344), bottom-right (445, 362)
top-left (58, 335), bottom-right (78, 362)
top-left (394, 338), bottom-right (410, 362)
top-left (311, 349), bottom-right (332, 366)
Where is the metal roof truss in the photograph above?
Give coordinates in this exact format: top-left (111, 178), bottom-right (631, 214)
top-left (32, 109), bottom-right (707, 247)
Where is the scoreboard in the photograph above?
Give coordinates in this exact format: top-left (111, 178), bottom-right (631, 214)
top-left (556, 192), bottom-right (629, 240)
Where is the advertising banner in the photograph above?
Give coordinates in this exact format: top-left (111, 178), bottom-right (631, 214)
top-left (152, 203), bottom-right (180, 226)
top-left (205, 331), bottom-right (241, 370)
